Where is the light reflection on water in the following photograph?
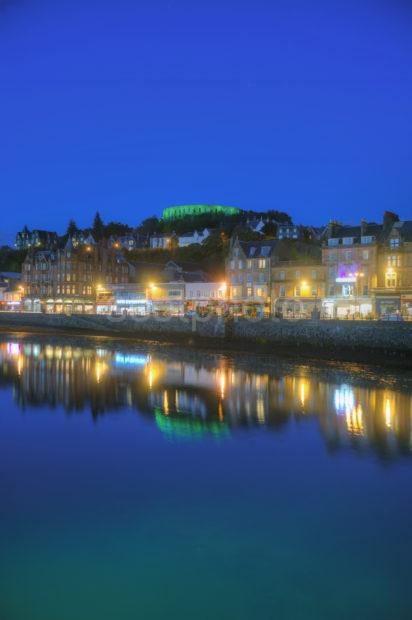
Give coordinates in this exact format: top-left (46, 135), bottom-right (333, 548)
top-left (1, 337), bottom-right (412, 459)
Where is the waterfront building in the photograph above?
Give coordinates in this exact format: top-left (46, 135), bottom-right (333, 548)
top-left (15, 227), bottom-right (58, 250)
top-left (373, 219), bottom-right (412, 319)
top-left (0, 272), bottom-right (23, 311)
top-left (162, 205), bottom-right (241, 221)
top-left (184, 281), bottom-right (227, 313)
top-left (321, 218), bottom-right (384, 319)
top-left (96, 260), bottom-right (219, 316)
top-left (272, 262), bottom-right (326, 318)
top-left (226, 237), bottom-right (320, 316)
top-left (22, 239), bottom-right (133, 313)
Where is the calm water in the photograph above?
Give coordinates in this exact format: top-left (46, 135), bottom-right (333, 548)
top-left (1, 334), bottom-right (412, 620)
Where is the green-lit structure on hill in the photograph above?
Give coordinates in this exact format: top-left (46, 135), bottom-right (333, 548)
top-left (162, 204), bottom-right (241, 221)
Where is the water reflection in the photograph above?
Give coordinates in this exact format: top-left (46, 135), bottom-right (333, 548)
top-left (1, 338), bottom-right (412, 458)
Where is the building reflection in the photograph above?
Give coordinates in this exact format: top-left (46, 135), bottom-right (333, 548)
top-left (1, 339), bottom-right (412, 458)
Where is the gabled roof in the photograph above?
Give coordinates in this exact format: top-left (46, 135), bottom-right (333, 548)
top-left (238, 239), bottom-right (280, 258)
top-left (391, 220), bottom-right (412, 241)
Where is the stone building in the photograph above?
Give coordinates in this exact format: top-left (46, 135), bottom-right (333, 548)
top-left (321, 219), bottom-right (384, 319)
top-left (321, 212), bottom-right (412, 319)
top-left (22, 239), bottom-right (133, 314)
top-left (272, 262), bottom-right (326, 318)
top-left (15, 227), bottom-right (58, 250)
top-left (226, 237), bottom-right (321, 317)
top-left (374, 219), bottom-right (412, 319)
top-left (226, 239), bottom-right (277, 316)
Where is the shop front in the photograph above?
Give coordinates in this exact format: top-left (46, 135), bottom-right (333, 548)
top-left (322, 296), bottom-right (374, 319)
top-left (375, 294), bottom-right (401, 319)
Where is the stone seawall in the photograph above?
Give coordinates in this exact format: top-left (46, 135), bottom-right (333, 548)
top-left (0, 312), bottom-right (411, 363)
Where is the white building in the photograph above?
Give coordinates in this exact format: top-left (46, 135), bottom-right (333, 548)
top-left (178, 228), bottom-right (212, 247)
top-left (184, 281), bottom-right (227, 309)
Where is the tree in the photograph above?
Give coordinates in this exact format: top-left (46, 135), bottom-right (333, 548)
top-left (66, 219), bottom-right (79, 237)
top-left (92, 212), bottom-right (105, 240)
top-left (104, 221), bottom-right (132, 237)
top-left (136, 216), bottom-right (161, 235)
top-left (262, 221), bottom-right (278, 238)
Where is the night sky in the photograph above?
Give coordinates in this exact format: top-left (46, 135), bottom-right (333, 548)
top-left (1, 0), bottom-right (412, 245)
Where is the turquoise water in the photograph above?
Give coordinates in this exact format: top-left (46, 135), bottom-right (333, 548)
top-left (1, 334), bottom-right (412, 620)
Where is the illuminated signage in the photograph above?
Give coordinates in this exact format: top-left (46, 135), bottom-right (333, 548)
top-left (335, 277), bottom-right (356, 283)
top-left (114, 353), bottom-right (149, 366)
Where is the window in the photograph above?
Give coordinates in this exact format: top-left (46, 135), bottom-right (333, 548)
top-left (231, 275), bottom-right (237, 285)
top-left (197, 290), bottom-right (201, 297)
top-left (342, 284), bottom-right (353, 297)
top-left (256, 287), bottom-right (264, 297)
top-left (385, 273), bottom-right (397, 288)
top-left (295, 271), bottom-right (300, 279)
top-left (258, 273), bottom-right (265, 284)
top-left (362, 250), bottom-right (369, 261)
top-left (389, 238), bottom-right (400, 249)
top-left (343, 237), bottom-right (353, 245)
top-left (279, 271), bottom-right (285, 280)
top-left (328, 238), bottom-right (338, 246)
top-left (238, 274), bottom-right (243, 284)
top-left (280, 286), bottom-right (286, 297)
top-left (247, 260), bottom-right (252, 269)
top-left (295, 286), bottom-right (301, 297)
top-left (238, 260), bottom-right (243, 269)
top-left (344, 250), bottom-right (352, 262)
top-left (328, 252), bottom-right (337, 262)
top-left (361, 236), bottom-right (373, 244)
top-left (387, 255), bottom-right (400, 267)
top-left (230, 260), bottom-right (235, 269)
top-left (311, 270), bottom-right (317, 279)
top-left (258, 259), bottom-right (266, 269)
top-left (247, 287), bottom-right (253, 297)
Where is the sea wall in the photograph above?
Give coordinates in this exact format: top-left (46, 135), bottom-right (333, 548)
top-left (0, 312), bottom-right (411, 362)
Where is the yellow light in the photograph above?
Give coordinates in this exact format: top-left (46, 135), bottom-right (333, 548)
top-left (163, 390), bottom-right (169, 415)
top-left (219, 372), bottom-right (226, 399)
top-left (95, 361), bottom-right (107, 383)
top-left (17, 355), bottom-right (24, 376)
top-left (299, 380), bottom-right (306, 408)
top-left (385, 398), bottom-right (392, 429)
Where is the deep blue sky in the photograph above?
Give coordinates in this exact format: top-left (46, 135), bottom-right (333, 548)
top-left (1, 0), bottom-right (412, 244)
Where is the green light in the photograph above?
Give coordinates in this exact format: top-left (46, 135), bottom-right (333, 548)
top-left (162, 205), bottom-right (241, 221)
top-left (154, 408), bottom-right (229, 440)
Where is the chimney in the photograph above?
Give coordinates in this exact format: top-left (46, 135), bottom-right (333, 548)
top-left (327, 219), bottom-right (340, 239)
top-left (361, 218), bottom-right (367, 235)
top-left (383, 211), bottom-right (399, 231)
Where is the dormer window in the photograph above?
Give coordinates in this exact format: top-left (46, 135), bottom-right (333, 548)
top-left (328, 238), bottom-right (338, 246)
top-left (342, 237), bottom-right (353, 245)
top-left (389, 238), bottom-right (400, 249)
top-left (361, 236), bottom-right (373, 244)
